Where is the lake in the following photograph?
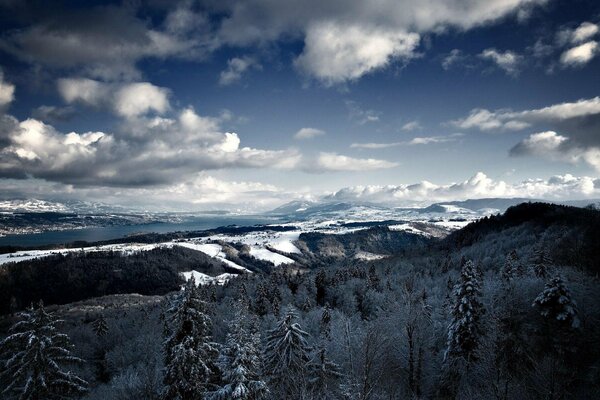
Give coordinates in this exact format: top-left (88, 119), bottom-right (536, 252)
top-left (0, 215), bottom-right (278, 247)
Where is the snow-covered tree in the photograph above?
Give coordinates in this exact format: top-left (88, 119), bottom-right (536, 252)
top-left (163, 278), bottom-right (218, 400)
top-left (211, 302), bottom-right (268, 400)
top-left (0, 301), bottom-right (88, 399)
top-left (307, 348), bottom-right (343, 400)
top-left (320, 304), bottom-right (332, 340)
top-left (533, 275), bottom-right (580, 329)
top-left (445, 260), bottom-right (484, 364)
top-left (501, 251), bottom-right (518, 284)
top-left (531, 245), bottom-right (552, 279)
top-left (264, 306), bottom-right (312, 398)
top-left (92, 314), bottom-right (109, 337)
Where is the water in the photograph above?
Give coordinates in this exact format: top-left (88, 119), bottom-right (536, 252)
top-left (0, 216), bottom-right (277, 247)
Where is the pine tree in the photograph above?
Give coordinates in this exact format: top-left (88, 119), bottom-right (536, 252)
top-left (92, 314), bottom-right (109, 338)
top-left (211, 302), bottom-right (268, 400)
top-left (315, 270), bottom-right (327, 306)
top-left (367, 265), bottom-right (380, 291)
top-left (163, 278), bottom-right (219, 400)
top-left (0, 301), bottom-right (88, 399)
top-left (320, 304), bottom-right (332, 340)
top-left (531, 245), bottom-right (552, 279)
top-left (445, 260), bottom-right (484, 364)
top-left (500, 252), bottom-right (517, 284)
top-left (533, 275), bottom-right (580, 329)
top-left (264, 306), bottom-right (312, 398)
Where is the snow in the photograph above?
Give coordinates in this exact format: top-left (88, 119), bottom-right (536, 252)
top-left (354, 251), bottom-right (387, 261)
top-left (182, 271), bottom-right (236, 286)
top-left (176, 241), bottom-right (250, 272)
top-left (249, 247), bottom-right (295, 266)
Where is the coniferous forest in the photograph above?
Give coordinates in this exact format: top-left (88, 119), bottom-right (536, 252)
top-left (1, 202), bottom-right (600, 399)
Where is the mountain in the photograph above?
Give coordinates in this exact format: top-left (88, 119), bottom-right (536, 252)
top-left (0, 199), bottom-right (132, 214)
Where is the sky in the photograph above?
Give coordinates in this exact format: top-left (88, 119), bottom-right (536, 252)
top-left (0, 0), bottom-right (599, 211)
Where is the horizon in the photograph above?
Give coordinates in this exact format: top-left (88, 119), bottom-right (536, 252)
top-left (0, 0), bottom-right (599, 211)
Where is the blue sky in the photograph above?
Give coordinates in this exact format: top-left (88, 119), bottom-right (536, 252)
top-left (0, 0), bottom-right (599, 211)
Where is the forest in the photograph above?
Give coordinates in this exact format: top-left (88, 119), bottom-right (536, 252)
top-left (0, 202), bottom-right (599, 399)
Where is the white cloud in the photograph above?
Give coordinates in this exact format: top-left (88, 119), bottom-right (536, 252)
top-left (570, 22), bottom-right (599, 44)
top-left (313, 152), bottom-right (398, 171)
top-left (351, 134), bottom-right (462, 149)
top-left (219, 56), bottom-right (261, 85)
top-left (294, 127), bottom-right (325, 140)
top-left (57, 78), bottom-right (170, 118)
top-left (401, 120), bottom-right (422, 131)
top-left (560, 41), bottom-right (598, 66)
top-left (452, 96), bottom-right (600, 131)
top-left (295, 21), bottom-right (420, 84)
top-left (510, 131), bottom-right (600, 171)
top-left (114, 83), bottom-right (170, 117)
top-left (0, 71), bottom-right (15, 108)
top-left (0, 106), bottom-right (301, 186)
top-left (325, 172), bottom-right (600, 205)
top-left (480, 48), bottom-right (522, 75)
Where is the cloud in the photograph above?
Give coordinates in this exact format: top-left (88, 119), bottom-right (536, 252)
top-left (345, 100), bottom-right (381, 124)
top-left (312, 152), bottom-right (398, 171)
top-left (0, 71), bottom-right (15, 108)
top-left (351, 134), bottom-right (463, 149)
top-left (510, 131), bottom-right (600, 171)
top-left (452, 97), bottom-right (600, 170)
top-left (560, 41), bottom-right (598, 67)
top-left (0, 106), bottom-right (301, 187)
top-left (452, 96), bottom-right (600, 131)
top-left (0, 1), bottom-right (546, 84)
top-left (442, 49), bottom-right (465, 70)
top-left (401, 120), bottom-right (422, 131)
top-left (480, 48), bottom-right (522, 75)
top-left (295, 21), bottom-right (420, 84)
top-left (31, 105), bottom-right (76, 122)
top-left (0, 3), bottom-right (212, 80)
top-left (324, 172), bottom-right (600, 205)
top-left (558, 21), bottom-right (600, 45)
top-left (219, 56), bottom-right (262, 86)
top-left (57, 78), bottom-right (170, 118)
top-left (294, 127), bottom-right (325, 140)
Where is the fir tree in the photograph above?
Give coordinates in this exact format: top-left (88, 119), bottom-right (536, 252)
top-left (163, 278), bottom-right (218, 400)
top-left (0, 301), bottom-right (88, 400)
top-left (445, 260), bottom-right (484, 364)
top-left (315, 270), bottom-right (327, 306)
top-left (211, 302), bottom-right (268, 400)
top-left (92, 314), bottom-right (109, 338)
top-left (320, 304), bottom-right (332, 340)
top-left (264, 306), bottom-right (312, 398)
top-left (531, 245), bottom-right (552, 279)
top-left (500, 251), bottom-right (517, 284)
top-left (533, 275), bottom-right (580, 329)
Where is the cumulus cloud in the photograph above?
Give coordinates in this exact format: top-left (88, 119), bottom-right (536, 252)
top-left (57, 78), bottom-right (170, 118)
top-left (324, 172), bottom-right (600, 205)
top-left (312, 152), bottom-right (398, 172)
top-left (0, 71), bottom-right (15, 108)
top-left (219, 56), bottom-right (262, 85)
top-left (510, 131), bottom-right (600, 171)
top-left (560, 41), bottom-right (598, 66)
top-left (480, 48), bottom-right (522, 75)
top-left (295, 21), bottom-right (420, 84)
top-left (351, 134), bottom-right (463, 149)
top-left (0, 0), bottom-right (546, 84)
top-left (294, 127), bottom-right (325, 140)
top-left (453, 97), bottom-right (600, 171)
top-left (0, 106), bottom-right (301, 186)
